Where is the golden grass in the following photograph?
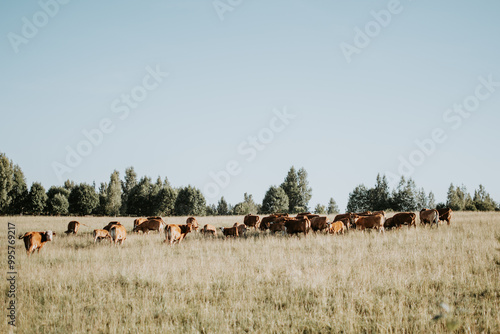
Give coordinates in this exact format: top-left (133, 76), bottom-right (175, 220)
top-left (1, 213), bottom-right (499, 333)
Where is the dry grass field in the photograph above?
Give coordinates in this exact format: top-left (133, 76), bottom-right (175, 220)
top-left (1, 212), bottom-right (499, 333)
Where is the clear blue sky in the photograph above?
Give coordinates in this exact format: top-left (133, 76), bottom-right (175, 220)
top-left (1, 0), bottom-right (499, 211)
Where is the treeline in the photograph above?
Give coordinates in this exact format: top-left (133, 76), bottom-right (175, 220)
top-left (345, 174), bottom-right (499, 213)
top-left (0, 153), bottom-right (498, 216)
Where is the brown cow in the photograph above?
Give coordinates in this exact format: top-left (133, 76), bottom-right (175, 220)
top-left (244, 214), bottom-right (260, 230)
top-left (234, 222), bottom-right (248, 235)
top-left (269, 220), bottom-right (287, 234)
top-left (327, 221), bottom-right (345, 235)
top-left (93, 229), bottom-right (111, 243)
top-left (419, 209), bottom-right (439, 227)
top-left (260, 214), bottom-right (288, 230)
top-left (201, 224), bottom-right (217, 236)
top-left (133, 218), bottom-right (148, 230)
top-left (18, 231), bottom-right (55, 255)
top-left (64, 221), bottom-right (80, 235)
top-left (333, 213), bottom-right (353, 221)
top-left (133, 218), bottom-right (166, 234)
top-left (220, 226), bottom-right (239, 237)
top-left (310, 216), bottom-right (329, 232)
top-left (110, 224), bottom-right (127, 245)
top-left (284, 217), bottom-right (310, 236)
top-left (353, 214), bottom-right (385, 232)
top-left (384, 217), bottom-right (396, 230)
top-left (437, 208), bottom-right (453, 225)
top-left (391, 212), bottom-right (416, 229)
top-left (103, 221), bottom-right (121, 231)
top-left (165, 223), bottom-right (193, 245)
top-left (186, 217), bottom-right (199, 231)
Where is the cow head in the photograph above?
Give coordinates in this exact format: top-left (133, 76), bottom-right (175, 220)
top-left (219, 227), bottom-right (224, 233)
top-left (44, 231), bottom-right (55, 241)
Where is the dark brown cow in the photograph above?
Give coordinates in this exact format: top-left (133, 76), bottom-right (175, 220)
top-left (437, 208), bottom-right (453, 225)
top-left (201, 224), bottom-right (217, 236)
top-left (333, 213), bottom-right (353, 221)
top-left (260, 214), bottom-right (289, 230)
top-left (310, 216), bottom-right (329, 232)
top-left (284, 217), bottom-right (311, 236)
top-left (391, 212), bottom-right (416, 229)
top-left (269, 220), bottom-right (287, 234)
top-left (243, 214), bottom-right (260, 230)
top-left (133, 218), bottom-right (166, 234)
top-left (165, 223), bottom-right (193, 245)
top-left (353, 214), bottom-right (385, 232)
top-left (110, 224), bottom-right (127, 245)
top-left (384, 217), bottom-right (396, 230)
top-left (93, 229), bottom-right (111, 243)
top-left (103, 221), bottom-right (121, 231)
top-left (64, 221), bottom-right (80, 235)
top-left (186, 217), bottom-right (199, 231)
top-left (133, 218), bottom-right (148, 230)
top-left (18, 231), bottom-right (55, 255)
top-left (419, 209), bottom-right (439, 227)
top-left (220, 226), bottom-right (239, 237)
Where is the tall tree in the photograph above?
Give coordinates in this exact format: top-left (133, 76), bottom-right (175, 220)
top-left (26, 182), bottom-right (47, 215)
top-left (121, 166), bottom-right (137, 214)
top-left (232, 193), bottom-right (258, 215)
top-left (427, 191), bottom-right (436, 209)
top-left (127, 176), bottom-right (153, 215)
top-left (95, 182), bottom-right (108, 216)
top-left (368, 174), bottom-right (391, 210)
top-left (415, 187), bottom-right (428, 210)
top-left (105, 170), bottom-right (122, 216)
top-left (390, 177), bottom-right (417, 211)
top-left (50, 193), bottom-right (69, 215)
top-left (151, 178), bottom-right (177, 216)
top-left (297, 167), bottom-right (312, 212)
top-left (473, 184), bottom-right (496, 211)
top-left (347, 184), bottom-right (369, 212)
top-left (174, 185), bottom-right (207, 216)
top-left (68, 183), bottom-right (99, 216)
top-left (280, 166), bottom-right (301, 213)
top-left (261, 186), bottom-right (289, 214)
top-left (314, 204), bottom-right (326, 214)
top-left (327, 197), bottom-right (339, 214)
top-left (446, 183), bottom-right (462, 211)
top-left (46, 186), bottom-right (70, 215)
top-left (217, 196), bottom-right (229, 215)
top-left (8, 164), bottom-right (28, 214)
top-left (0, 153), bottom-right (14, 213)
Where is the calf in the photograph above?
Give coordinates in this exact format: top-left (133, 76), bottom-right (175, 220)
top-left (18, 231), bottom-right (55, 255)
top-left (234, 222), bottom-right (248, 235)
top-left (220, 226), bottom-right (239, 238)
top-left (110, 224), bottom-right (127, 245)
top-left (201, 224), bottom-right (217, 236)
top-left (269, 221), bottom-right (286, 234)
top-left (327, 221), bottom-right (345, 235)
top-left (93, 229), bottom-right (111, 243)
top-left (165, 223), bottom-right (193, 245)
top-left (64, 221), bottom-right (80, 235)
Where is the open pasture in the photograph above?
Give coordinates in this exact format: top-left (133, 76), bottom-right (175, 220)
top-left (1, 212), bottom-right (499, 333)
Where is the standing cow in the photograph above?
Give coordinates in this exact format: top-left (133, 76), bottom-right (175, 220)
top-left (18, 231), bottom-right (56, 255)
top-left (64, 221), bottom-right (80, 235)
top-left (419, 209), bottom-right (439, 227)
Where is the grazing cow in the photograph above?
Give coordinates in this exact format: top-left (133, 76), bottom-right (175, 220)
top-left (133, 218), bottom-right (166, 234)
top-left (419, 209), bottom-right (439, 227)
top-left (19, 231), bottom-right (55, 255)
top-left (220, 226), bottom-right (239, 238)
top-left (201, 224), bottom-right (217, 236)
top-left (310, 216), bottom-right (329, 232)
top-left (437, 208), bottom-right (453, 225)
top-left (260, 214), bottom-right (288, 231)
top-left (64, 221), bottom-right (80, 235)
top-left (234, 222), bottom-right (248, 235)
top-left (133, 218), bottom-right (148, 230)
top-left (284, 217), bottom-right (311, 236)
top-left (165, 223), bottom-right (193, 245)
top-left (352, 214), bottom-right (385, 233)
top-left (244, 214), bottom-right (260, 230)
top-left (186, 217), bottom-right (199, 231)
top-left (391, 212), bottom-right (417, 229)
top-left (110, 224), bottom-right (127, 245)
top-left (269, 220), bottom-right (287, 234)
top-left (384, 217), bottom-right (396, 230)
top-left (327, 221), bottom-right (345, 235)
top-left (103, 221), bottom-right (121, 231)
top-left (93, 229), bottom-right (111, 243)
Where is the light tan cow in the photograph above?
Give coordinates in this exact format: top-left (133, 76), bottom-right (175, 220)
top-left (201, 224), bottom-right (217, 236)
top-left (327, 221), bottom-right (345, 235)
top-left (165, 223), bottom-right (193, 245)
top-left (110, 224), bottom-right (127, 245)
top-left (93, 229), bottom-right (111, 243)
top-left (352, 214), bottom-right (385, 233)
top-left (186, 217), bottom-right (199, 231)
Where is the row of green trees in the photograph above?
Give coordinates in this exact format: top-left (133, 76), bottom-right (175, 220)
top-left (0, 153), bottom-right (498, 216)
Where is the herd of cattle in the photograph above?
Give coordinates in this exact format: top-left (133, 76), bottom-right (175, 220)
top-left (18, 208), bottom-right (452, 255)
